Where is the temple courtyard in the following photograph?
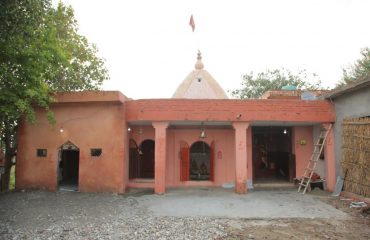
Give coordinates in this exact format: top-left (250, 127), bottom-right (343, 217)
top-left (0, 188), bottom-right (369, 239)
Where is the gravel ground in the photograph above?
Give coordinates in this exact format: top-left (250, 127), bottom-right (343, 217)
top-left (0, 189), bottom-right (369, 240)
top-left (0, 191), bottom-right (229, 240)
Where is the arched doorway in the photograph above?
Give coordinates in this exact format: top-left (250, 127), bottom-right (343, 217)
top-left (129, 139), bottom-right (155, 179)
top-left (139, 139), bottom-right (155, 179)
top-left (189, 141), bottom-right (211, 181)
top-left (58, 141), bottom-right (79, 191)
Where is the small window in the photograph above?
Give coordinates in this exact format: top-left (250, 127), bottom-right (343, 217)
top-left (37, 149), bottom-right (47, 157)
top-left (91, 148), bottom-right (102, 157)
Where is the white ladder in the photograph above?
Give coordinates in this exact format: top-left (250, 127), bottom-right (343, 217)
top-left (298, 124), bottom-right (332, 194)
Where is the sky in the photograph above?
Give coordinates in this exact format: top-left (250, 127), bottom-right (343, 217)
top-left (57, 0), bottom-right (370, 99)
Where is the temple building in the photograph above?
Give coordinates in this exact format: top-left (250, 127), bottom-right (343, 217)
top-left (16, 52), bottom-right (336, 194)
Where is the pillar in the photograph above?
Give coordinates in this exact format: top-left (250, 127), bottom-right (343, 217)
top-left (152, 122), bottom-right (169, 194)
top-left (232, 122), bottom-right (250, 194)
top-left (247, 126), bottom-right (253, 184)
top-left (323, 123), bottom-right (336, 192)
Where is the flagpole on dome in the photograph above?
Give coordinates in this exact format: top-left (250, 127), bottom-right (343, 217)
top-left (189, 14), bottom-right (200, 57)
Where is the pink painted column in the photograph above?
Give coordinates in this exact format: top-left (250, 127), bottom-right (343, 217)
top-left (152, 122), bottom-right (169, 194)
top-left (323, 123), bottom-right (336, 192)
top-left (247, 126), bottom-right (253, 182)
top-left (232, 122), bottom-right (250, 194)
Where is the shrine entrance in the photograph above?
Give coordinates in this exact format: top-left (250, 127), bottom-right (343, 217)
top-left (58, 141), bottom-right (79, 191)
top-left (139, 140), bottom-right (155, 179)
top-left (252, 127), bottom-right (294, 182)
top-left (189, 141), bottom-right (210, 181)
top-left (129, 139), bottom-right (155, 179)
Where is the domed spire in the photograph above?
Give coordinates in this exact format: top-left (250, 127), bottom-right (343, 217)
top-left (172, 50), bottom-right (228, 99)
top-left (195, 50), bottom-right (204, 70)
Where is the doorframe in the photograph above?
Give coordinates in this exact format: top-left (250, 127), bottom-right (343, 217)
top-left (57, 141), bottom-right (80, 190)
top-left (251, 126), bottom-right (293, 182)
top-left (138, 139), bottom-right (155, 179)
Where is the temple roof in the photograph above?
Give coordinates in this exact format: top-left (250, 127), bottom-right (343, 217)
top-left (172, 51), bottom-right (228, 99)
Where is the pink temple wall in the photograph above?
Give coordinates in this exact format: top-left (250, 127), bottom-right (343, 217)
top-left (16, 103), bottom-right (126, 193)
top-left (128, 127), bottom-right (236, 188)
top-left (167, 129), bottom-right (235, 187)
top-left (129, 126), bottom-right (155, 144)
top-left (293, 126), bottom-right (314, 178)
top-left (129, 125), bottom-right (319, 189)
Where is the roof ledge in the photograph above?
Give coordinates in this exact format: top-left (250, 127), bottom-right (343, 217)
top-left (54, 91), bottom-right (128, 104)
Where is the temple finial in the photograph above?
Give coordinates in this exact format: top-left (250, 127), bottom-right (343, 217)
top-left (197, 50), bottom-right (202, 60)
top-left (195, 50), bottom-right (204, 70)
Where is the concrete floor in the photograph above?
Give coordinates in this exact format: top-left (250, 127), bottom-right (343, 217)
top-left (137, 188), bottom-right (348, 219)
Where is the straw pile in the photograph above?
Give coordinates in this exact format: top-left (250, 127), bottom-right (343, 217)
top-left (341, 117), bottom-right (370, 197)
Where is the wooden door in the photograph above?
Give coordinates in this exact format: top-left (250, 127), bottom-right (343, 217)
top-left (180, 141), bottom-right (189, 181)
top-left (210, 141), bottom-right (215, 181)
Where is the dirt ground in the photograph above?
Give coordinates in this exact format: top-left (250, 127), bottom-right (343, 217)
top-left (225, 190), bottom-right (370, 239)
top-left (227, 199), bottom-right (370, 239)
top-left (0, 188), bottom-right (369, 240)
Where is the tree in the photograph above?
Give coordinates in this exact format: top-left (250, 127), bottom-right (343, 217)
top-left (0, 0), bottom-right (109, 190)
top-left (338, 47), bottom-right (370, 86)
top-left (44, 2), bottom-right (109, 91)
top-left (231, 68), bottom-right (323, 99)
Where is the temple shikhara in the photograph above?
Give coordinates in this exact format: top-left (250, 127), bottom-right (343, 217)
top-left (16, 52), bottom-right (337, 194)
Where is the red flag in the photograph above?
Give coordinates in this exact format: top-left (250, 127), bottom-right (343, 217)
top-left (189, 15), bottom-right (195, 32)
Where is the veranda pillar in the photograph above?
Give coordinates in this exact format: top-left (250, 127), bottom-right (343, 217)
top-left (232, 122), bottom-right (250, 194)
top-left (152, 122), bottom-right (169, 194)
top-left (323, 123), bottom-right (336, 192)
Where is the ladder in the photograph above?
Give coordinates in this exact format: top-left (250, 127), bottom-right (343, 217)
top-left (298, 124), bottom-right (332, 194)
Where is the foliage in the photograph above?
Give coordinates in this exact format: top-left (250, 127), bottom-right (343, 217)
top-left (231, 68), bottom-right (323, 99)
top-left (338, 47), bottom-right (370, 86)
top-left (44, 3), bottom-right (109, 91)
top-left (0, 0), bottom-right (54, 123)
top-left (0, 0), bottom-right (109, 190)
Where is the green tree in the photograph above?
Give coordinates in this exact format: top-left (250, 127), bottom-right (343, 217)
top-left (45, 2), bottom-right (109, 91)
top-left (0, 0), bottom-right (109, 190)
top-left (231, 68), bottom-right (323, 99)
top-left (338, 47), bottom-right (370, 86)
